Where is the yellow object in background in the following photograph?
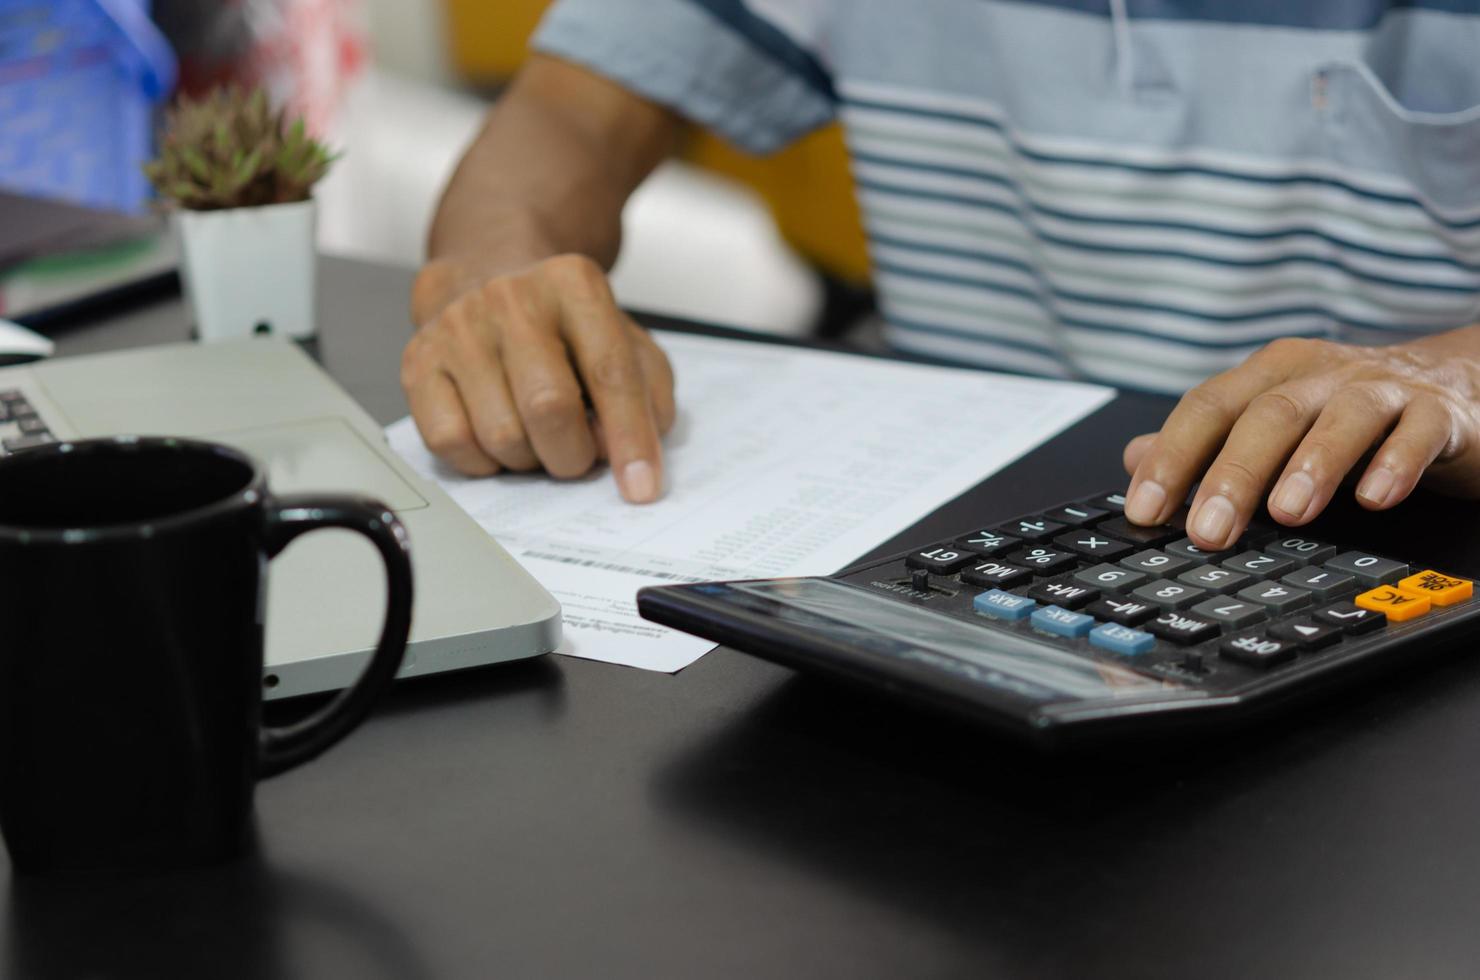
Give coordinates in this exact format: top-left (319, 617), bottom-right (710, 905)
top-left (442, 0), bottom-right (872, 286)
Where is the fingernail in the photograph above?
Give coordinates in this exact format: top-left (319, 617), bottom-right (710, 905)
top-left (619, 460), bottom-right (660, 503)
top-left (1273, 471), bottom-right (1315, 520)
top-left (1357, 467), bottom-right (1396, 508)
top-left (1192, 495), bottom-right (1236, 547)
top-left (1124, 480), bottom-right (1166, 525)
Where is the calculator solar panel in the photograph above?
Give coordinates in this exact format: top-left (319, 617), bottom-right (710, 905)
top-left (636, 489), bottom-right (1480, 746)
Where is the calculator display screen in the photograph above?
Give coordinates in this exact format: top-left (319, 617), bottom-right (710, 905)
top-left (720, 579), bottom-right (1177, 703)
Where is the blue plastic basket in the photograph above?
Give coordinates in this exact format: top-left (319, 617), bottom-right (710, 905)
top-left (0, 0), bottom-right (176, 214)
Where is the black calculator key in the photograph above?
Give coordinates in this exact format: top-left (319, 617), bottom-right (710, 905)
top-left (1042, 504), bottom-right (1107, 527)
top-left (1053, 529), bottom-right (1133, 561)
top-left (1073, 564), bottom-right (1147, 593)
top-left (1177, 564), bottom-right (1249, 592)
top-left (1084, 491), bottom-right (1127, 513)
top-left (17, 416), bottom-right (48, 435)
top-left (954, 529), bottom-right (1019, 557)
top-left (1220, 632), bottom-right (1297, 668)
top-left (991, 517), bottom-right (1065, 542)
top-left (1269, 619), bottom-right (1342, 650)
top-left (1097, 515), bottom-right (1185, 548)
top-left (1280, 566), bottom-right (1355, 598)
top-left (1007, 546), bottom-right (1078, 575)
top-left (1086, 595), bottom-right (1158, 627)
top-left (1119, 550), bottom-right (1193, 577)
top-left (1130, 580), bottom-right (1206, 610)
top-left (1239, 519), bottom-right (1280, 548)
top-left (1146, 610), bottom-right (1220, 645)
top-left (1313, 601), bottom-right (1387, 635)
top-left (960, 560), bottom-right (1032, 589)
top-left (905, 545), bottom-right (975, 574)
top-left (1027, 577), bottom-right (1100, 610)
top-left (1221, 551), bottom-right (1294, 580)
top-left (1325, 551), bottom-right (1408, 587)
top-left (1264, 535), bottom-right (1337, 566)
top-left (1164, 537), bottom-right (1227, 563)
top-left (1235, 580), bottom-right (1312, 614)
top-left (1191, 596), bottom-right (1267, 629)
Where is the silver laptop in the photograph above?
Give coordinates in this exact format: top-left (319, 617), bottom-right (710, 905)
top-left (0, 338), bottom-right (562, 698)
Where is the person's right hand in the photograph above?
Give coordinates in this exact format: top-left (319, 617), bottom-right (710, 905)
top-left (401, 253), bottom-right (676, 503)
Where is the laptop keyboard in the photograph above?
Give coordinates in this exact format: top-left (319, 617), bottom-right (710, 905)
top-left (0, 390), bottom-right (56, 454)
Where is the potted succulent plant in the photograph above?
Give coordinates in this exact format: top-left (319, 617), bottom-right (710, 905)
top-left (144, 87), bottom-right (337, 341)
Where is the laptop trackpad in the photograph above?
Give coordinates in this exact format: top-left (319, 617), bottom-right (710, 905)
top-left (208, 418), bottom-right (427, 512)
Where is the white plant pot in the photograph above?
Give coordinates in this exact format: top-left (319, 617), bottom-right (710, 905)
top-left (176, 200), bottom-right (318, 341)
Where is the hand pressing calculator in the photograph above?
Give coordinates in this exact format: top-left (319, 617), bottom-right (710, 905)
top-left (637, 489), bottom-right (1478, 745)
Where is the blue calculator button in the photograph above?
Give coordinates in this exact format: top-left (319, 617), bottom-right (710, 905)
top-left (1089, 622), bottom-right (1156, 656)
top-left (1030, 605), bottom-right (1094, 638)
top-left (973, 589), bottom-right (1036, 620)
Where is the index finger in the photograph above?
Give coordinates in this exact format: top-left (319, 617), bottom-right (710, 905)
top-left (560, 296), bottom-right (664, 504)
top-left (1125, 349), bottom-right (1291, 525)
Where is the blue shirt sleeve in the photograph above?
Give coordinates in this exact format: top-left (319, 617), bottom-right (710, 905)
top-left (532, 0), bottom-right (837, 153)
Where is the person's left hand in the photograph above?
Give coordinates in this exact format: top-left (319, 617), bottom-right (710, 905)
top-left (1121, 328), bottom-right (1480, 551)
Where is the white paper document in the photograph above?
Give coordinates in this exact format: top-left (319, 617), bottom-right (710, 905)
top-left (386, 332), bottom-right (1113, 672)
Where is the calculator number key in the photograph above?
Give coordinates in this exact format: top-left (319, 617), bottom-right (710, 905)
top-left (1006, 546), bottom-right (1078, 575)
top-left (954, 530), bottom-right (1019, 556)
top-left (1053, 530), bottom-right (1133, 561)
top-left (1165, 537), bottom-right (1225, 563)
top-left (1220, 551), bottom-right (1294, 580)
top-left (905, 545), bottom-right (975, 574)
top-left (1264, 536), bottom-right (1337, 566)
top-left (1073, 564), bottom-right (1147, 593)
top-left (1280, 566), bottom-right (1355, 598)
top-left (1130, 581), bottom-right (1206, 610)
top-left (1327, 552), bottom-right (1407, 587)
top-left (1234, 581), bottom-right (1312, 613)
top-left (1177, 564), bottom-right (1249, 591)
top-left (1119, 550), bottom-right (1192, 576)
top-left (1190, 597), bottom-right (1266, 629)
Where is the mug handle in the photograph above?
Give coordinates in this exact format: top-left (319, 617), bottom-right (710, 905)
top-left (256, 494), bottom-right (414, 778)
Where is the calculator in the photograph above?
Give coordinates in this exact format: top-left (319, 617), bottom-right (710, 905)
top-left (636, 489), bottom-right (1480, 745)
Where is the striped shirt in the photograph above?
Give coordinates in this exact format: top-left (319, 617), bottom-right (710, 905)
top-left (534, 0), bottom-right (1480, 393)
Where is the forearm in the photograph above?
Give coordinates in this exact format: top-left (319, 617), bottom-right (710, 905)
top-left (414, 56), bottom-right (678, 323)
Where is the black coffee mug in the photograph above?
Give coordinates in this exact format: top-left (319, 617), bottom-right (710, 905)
top-left (0, 436), bottom-right (413, 874)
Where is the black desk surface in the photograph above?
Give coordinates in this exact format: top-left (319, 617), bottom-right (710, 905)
top-left (9, 257), bottom-right (1480, 980)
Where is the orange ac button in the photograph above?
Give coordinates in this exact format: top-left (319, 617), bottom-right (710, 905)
top-left (1355, 586), bottom-right (1431, 623)
top-left (1396, 570), bottom-right (1473, 607)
